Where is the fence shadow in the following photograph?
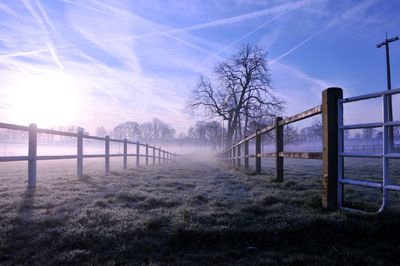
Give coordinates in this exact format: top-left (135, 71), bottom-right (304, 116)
top-left (0, 188), bottom-right (36, 262)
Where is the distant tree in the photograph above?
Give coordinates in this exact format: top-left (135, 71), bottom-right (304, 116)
top-left (188, 44), bottom-right (283, 147)
top-left (95, 126), bottom-right (108, 138)
top-left (394, 127), bottom-right (400, 138)
top-left (283, 125), bottom-right (299, 144)
top-left (375, 131), bottom-right (383, 140)
top-left (138, 118), bottom-right (175, 142)
top-left (139, 122), bottom-right (153, 141)
top-left (205, 121), bottom-right (223, 150)
top-left (188, 121), bottom-right (207, 145)
top-left (156, 119), bottom-right (176, 140)
top-left (299, 118), bottom-right (322, 141)
top-left (114, 122), bottom-right (140, 140)
top-left (362, 128), bottom-right (376, 140)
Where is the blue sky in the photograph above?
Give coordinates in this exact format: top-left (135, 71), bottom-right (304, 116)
top-left (0, 0), bottom-right (399, 133)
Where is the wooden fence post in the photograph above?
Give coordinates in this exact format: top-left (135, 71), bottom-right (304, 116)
top-left (105, 136), bottom-right (110, 173)
top-left (255, 129), bottom-right (261, 174)
top-left (274, 117), bottom-right (283, 182)
top-left (123, 138), bottom-right (128, 170)
top-left (28, 123), bottom-right (37, 188)
top-left (163, 150), bottom-right (166, 163)
top-left (152, 146), bottom-right (156, 165)
top-left (145, 144), bottom-right (149, 166)
top-left (136, 142), bottom-right (140, 167)
top-left (232, 146), bottom-right (236, 167)
top-left (158, 147), bottom-right (161, 164)
top-left (237, 144), bottom-right (241, 166)
top-left (322, 87), bottom-right (343, 210)
top-left (244, 138), bottom-right (249, 170)
top-left (77, 128), bottom-right (83, 178)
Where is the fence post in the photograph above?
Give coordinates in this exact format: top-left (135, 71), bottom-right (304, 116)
top-left (28, 123), bottom-right (37, 188)
top-left (274, 117), bottom-right (283, 182)
top-left (322, 87), bottom-right (343, 210)
top-left (152, 146), bottom-right (156, 165)
top-left (255, 129), bottom-right (261, 174)
top-left (105, 136), bottom-right (110, 173)
top-left (158, 147), bottom-right (161, 164)
top-left (163, 150), bottom-right (166, 163)
top-left (232, 146), bottom-right (236, 166)
top-left (77, 128), bottom-right (83, 178)
top-left (123, 139), bottom-right (128, 170)
top-left (244, 138), bottom-right (249, 170)
top-left (145, 144), bottom-right (149, 166)
top-left (237, 144), bottom-right (241, 166)
top-left (136, 142), bottom-right (140, 167)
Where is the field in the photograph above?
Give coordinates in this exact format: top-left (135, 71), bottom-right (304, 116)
top-left (1, 154), bottom-right (400, 265)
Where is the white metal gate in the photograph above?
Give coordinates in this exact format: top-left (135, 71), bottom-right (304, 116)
top-left (338, 88), bottom-right (400, 213)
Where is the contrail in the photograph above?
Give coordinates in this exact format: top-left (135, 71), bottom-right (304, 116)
top-left (20, 0), bottom-right (64, 69)
top-left (269, 31), bottom-right (319, 65)
top-left (168, 0), bottom-right (323, 33)
top-left (199, 12), bottom-right (288, 65)
top-left (2, 0), bottom-right (322, 59)
top-left (35, 0), bottom-right (59, 34)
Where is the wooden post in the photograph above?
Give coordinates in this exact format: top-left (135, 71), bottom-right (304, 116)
top-left (105, 136), bottom-right (110, 173)
top-left (163, 150), bottom-right (166, 163)
top-left (158, 147), bottom-right (161, 164)
top-left (136, 142), bottom-right (140, 167)
top-left (28, 123), bottom-right (37, 188)
top-left (152, 146), bottom-right (156, 165)
top-left (123, 139), bottom-right (128, 170)
top-left (77, 128), bottom-right (83, 178)
top-left (232, 148), bottom-right (235, 166)
top-left (322, 87), bottom-right (343, 210)
top-left (244, 138), bottom-right (249, 170)
top-left (274, 117), bottom-right (284, 182)
top-left (237, 144), bottom-right (241, 166)
top-left (255, 129), bottom-right (261, 174)
top-left (145, 144), bottom-right (149, 166)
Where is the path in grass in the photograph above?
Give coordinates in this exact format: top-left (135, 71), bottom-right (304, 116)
top-left (1, 154), bottom-right (400, 265)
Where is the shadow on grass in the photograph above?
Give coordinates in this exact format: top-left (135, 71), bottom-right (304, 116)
top-left (0, 188), bottom-right (36, 262)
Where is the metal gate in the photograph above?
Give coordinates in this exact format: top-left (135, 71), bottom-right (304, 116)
top-left (338, 88), bottom-right (400, 213)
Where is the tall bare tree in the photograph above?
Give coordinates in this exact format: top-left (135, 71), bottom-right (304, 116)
top-left (188, 44), bottom-right (283, 147)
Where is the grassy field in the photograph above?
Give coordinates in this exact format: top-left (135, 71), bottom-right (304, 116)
top-left (1, 155), bottom-right (400, 265)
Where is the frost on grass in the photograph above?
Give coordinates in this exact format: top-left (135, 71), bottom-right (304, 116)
top-left (1, 155), bottom-right (400, 265)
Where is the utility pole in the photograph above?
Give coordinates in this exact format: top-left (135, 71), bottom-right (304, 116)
top-left (377, 33), bottom-right (399, 150)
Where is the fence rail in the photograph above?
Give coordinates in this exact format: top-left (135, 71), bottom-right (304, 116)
top-left (220, 104), bottom-right (323, 180)
top-left (0, 122), bottom-right (177, 189)
top-left (220, 87), bottom-right (344, 210)
top-left (221, 87), bottom-right (400, 212)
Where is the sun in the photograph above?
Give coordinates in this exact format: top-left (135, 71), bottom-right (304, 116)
top-left (5, 71), bottom-right (81, 129)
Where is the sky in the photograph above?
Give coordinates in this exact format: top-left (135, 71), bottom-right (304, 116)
top-left (0, 0), bottom-right (400, 134)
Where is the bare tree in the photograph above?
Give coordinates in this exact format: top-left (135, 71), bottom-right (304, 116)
top-left (114, 122), bottom-right (140, 140)
top-left (95, 126), bottom-right (108, 138)
top-left (188, 44), bottom-right (283, 147)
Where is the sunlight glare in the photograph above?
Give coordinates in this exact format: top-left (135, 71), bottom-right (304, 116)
top-left (7, 72), bottom-right (81, 128)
